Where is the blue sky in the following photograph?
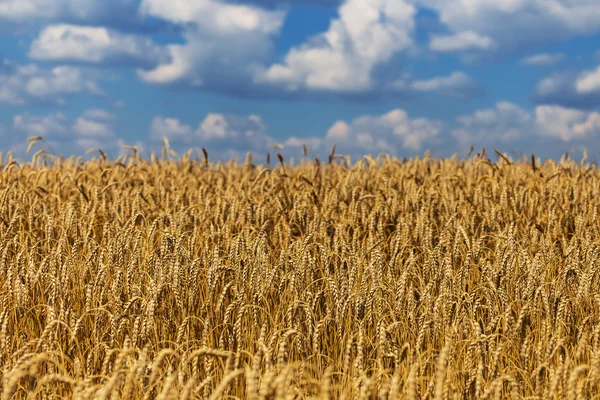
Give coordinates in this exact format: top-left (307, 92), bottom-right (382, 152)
top-left (1, 0), bottom-right (600, 164)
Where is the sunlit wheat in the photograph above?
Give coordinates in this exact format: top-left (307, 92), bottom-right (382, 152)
top-left (1, 145), bottom-right (600, 398)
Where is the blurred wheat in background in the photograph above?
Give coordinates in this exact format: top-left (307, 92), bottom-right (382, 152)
top-left (1, 140), bottom-right (600, 399)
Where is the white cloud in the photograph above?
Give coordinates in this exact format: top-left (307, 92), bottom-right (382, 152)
top-left (13, 109), bottom-right (118, 148)
top-left (325, 108), bottom-right (442, 153)
top-left (150, 117), bottom-right (193, 141)
top-left (411, 71), bottom-right (481, 97)
top-left (535, 105), bottom-right (600, 141)
top-left (429, 31), bottom-right (495, 53)
top-left (133, 0), bottom-right (477, 98)
top-left (139, 0), bottom-right (284, 34)
top-left (82, 108), bottom-right (114, 121)
top-left (13, 113), bottom-right (69, 137)
top-left (25, 66), bottom-right (102, 98)
top-left (284, 136), bottom-right (322, 153)
top-left (326, 121), bottom-right (350, 141)
top-left (137, 0), bottom-right (285, 88)
top-left (0, 59), bottom-right (104, 105)
top-left (418, 0), bottom-right (600, 56)
top-left (457, 102), bottom-right (531, 126)
top-left (5, 0), bottom-right (600, 106)
top-left (0, 0), bottom-right (140, 27)
top-left (452, 102), bottom-right (532, 146)
top-left (533, 70), bottom-right (600, 108)
top-left (256, 0), bottom-right (416, 92)
top-left (520, 52), bottom-right (565, 66)
top-left (575, 66), bottom-right (600, 94)
top-left (452, 101), bottom-right (600, 146)
top-left (198, 114), bottom-right (231, 140)
top-left (29, 24), bottom-right (166, 66)
top-left (150, 113), bottom-right (275, 154)
top-left (136, 0), bottom-right (466, 99)
top-left (0, 0), bottom-right (61, 20)
top-left (197, 113), bottom-right (268, 142)
top-left (128, 0), bottom-right (600, 100)
top-left (73, 117), bottom-right (114, 137)
top-left (535, 73), bottom-right (572, 97)
top-left (6, 109), bottom-right (135, 161)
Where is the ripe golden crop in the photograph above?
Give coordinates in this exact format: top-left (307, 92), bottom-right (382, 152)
top-left (1, 149), bottom-right (599, 399)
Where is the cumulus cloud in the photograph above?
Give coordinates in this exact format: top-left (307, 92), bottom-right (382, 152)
top-left (6, 0), bottom-right (600, 104)
top-left (520, 52), bottom-right (565, 66)
top-left (139, 0), bottom-right (284, 32)
top-left (411, 71), bottom-right (482, 97)
top-left (11, 109), bottom-right (124, 156)
top-left (256, 0), bottom-right (416, 92)
top-left (452, 102), bottom-right (532, 146)
top-left (0, 0), bottom-right (143, 31)
top-left (535, 105), bottom-right (600, 141)
top-left (575, 66), bottom-right (600, 94)
top-left (150, 117), bottom-right (194, 141)
top-left (197, 113), bottom-right (266, 141)
top-left (149, 108), bottom-right (446, 161)
top-left (533, 70), bottom-right (600, 108)
top-left (429, 31), bottom-right (495, 53)
top-left (325, 108), bottom-right (443, 153)
top-left (452, 101), bottom-right (600, 149)
top-left (14, 110), bottom-right (115, 138)
top-left (72, 117), bottom-right (114, 138)
top-left (134, 0), bottom-right (477, 98)
top-left (283, 136), bottom-right (322, 154)
top-left (29, 24), bottom-right (167, 67)
top-left (137, 0), bottom-right (285, 90)
top-left (82, 108), bottom-right (114, 121)
top-left (149, 103), bottom-right (600, 163)
top-left (13, 113), bottom-right (70, 137)
top-left (0, 59), bottom-right (104, 105)
top-left (0, 0), bottom-right (65, 21)
top-left (418, 0), bottom-right (600, 56)
top-left (535, 73), bottom-right (573, 97)
top-left (150, 113), bottom-right (275, 154)
top-left (24, 66), bottom-right (99, 98)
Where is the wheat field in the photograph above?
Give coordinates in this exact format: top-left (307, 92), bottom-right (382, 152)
top-left (1, 144), bottom-right (600, 399)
